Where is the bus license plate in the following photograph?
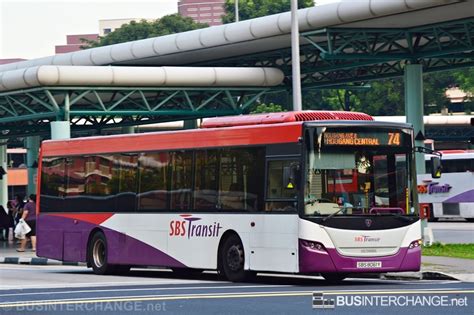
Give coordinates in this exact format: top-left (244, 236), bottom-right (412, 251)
top-left (357, 261), bottom-right (382, 269)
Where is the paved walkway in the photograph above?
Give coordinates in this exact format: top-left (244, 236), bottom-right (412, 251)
top-left (0, 240), bottom-right (82, 265)
top-left (1, 240), bottom-right (472, 282)
top-left (421, 255), bottom-right (474, 282)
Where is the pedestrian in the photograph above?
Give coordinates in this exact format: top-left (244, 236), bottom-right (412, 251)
top-left (6, 201), bottom-right (15, 242)
top-left (17, 194), bottom-right (36, 252)
top-left (12, 195), bottom-right (24, 227)
top-left (0, 204), bottom-right (12, 241)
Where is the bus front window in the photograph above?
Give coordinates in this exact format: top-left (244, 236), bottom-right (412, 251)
top-left (304, 130), bottom-right (412, 217)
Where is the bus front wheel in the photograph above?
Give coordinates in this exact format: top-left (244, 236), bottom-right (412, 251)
top-left (219, 234), bottom-right (254, 282)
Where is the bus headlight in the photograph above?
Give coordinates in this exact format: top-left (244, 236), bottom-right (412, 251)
top-left (301, 240), bottom-right (327, 253)
top-left (408, 239), bottom-right (422, 249)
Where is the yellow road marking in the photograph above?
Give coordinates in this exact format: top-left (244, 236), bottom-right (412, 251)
top-left (1, 289), bottom-right (472, 308)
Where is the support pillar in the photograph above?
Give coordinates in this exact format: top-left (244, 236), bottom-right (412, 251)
top-left (405, 63), bottom-right (427, 235)
top-left (121, 126), bottom-right (135, 134)
top-left (0, 145), bottom-right (7, 211)
top-left (25, 136), bottom-right (40, 196)
top-left (50, 121), bottom-right (71, 140)
top-left (51, 92), bottom-right (71, 140)
top-left (184, 119), bottom-right (197, 130)
top-left (404, 64), bottom-right (425, 174)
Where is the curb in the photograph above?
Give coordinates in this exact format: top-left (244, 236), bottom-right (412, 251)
top-left (421, 271), bottom-right (461, 281)
top-left (0, 257), bottom-right (86, 266)
top-left (382, 271), bottom-right (460, 281)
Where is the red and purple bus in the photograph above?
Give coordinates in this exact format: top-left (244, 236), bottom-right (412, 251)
top-left (37, 111), bottom-right (422, 282)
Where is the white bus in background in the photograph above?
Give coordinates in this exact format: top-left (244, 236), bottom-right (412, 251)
top-left (418, 150), bottom-right (474, 222)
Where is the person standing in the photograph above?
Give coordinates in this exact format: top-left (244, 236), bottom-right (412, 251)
top-left (12, 195), bottom-right (24, 227)
top-left (0, 205), bottom-right (12, 241)
top-left (17, 194), bottom-right (36, 252)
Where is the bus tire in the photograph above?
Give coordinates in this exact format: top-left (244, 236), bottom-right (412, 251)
top-left (219, 234), bottom-right (252, 282)
top-left (466, 218), bottom-right (474, 223)
top-left (88, 231), bottom-right (115, 275)
top-left (321, 273), bottom-right (347, 283)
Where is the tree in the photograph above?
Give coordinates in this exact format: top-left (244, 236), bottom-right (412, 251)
top-left (222, 0), bottom-right (314, 23)
top-left (453, 68), bottom-right (474, 94)
top-left (250, 103), bottom-right (286, 113)
top-left (83, 14), bottom-right (208, 48)
top-left (302, 67), bottom-right (474, 116)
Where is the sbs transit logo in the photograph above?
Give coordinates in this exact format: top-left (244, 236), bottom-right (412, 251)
top-left (354, 235), bottom-right (381, 243)
top-left (169, 214), bottom-right (223, 239)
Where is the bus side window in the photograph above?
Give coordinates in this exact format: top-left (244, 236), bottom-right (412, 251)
top-left (194, 150), bottom-right (219, 210)
top-left (265, 160), bottom-right (298, 212)
top-left (218, 148), bottom-right (265, 211)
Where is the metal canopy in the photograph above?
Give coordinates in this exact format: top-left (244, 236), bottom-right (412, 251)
top-left (195, 18), bottom-right (474, 89)
top-left (0, 86), bottom-right (276, 139)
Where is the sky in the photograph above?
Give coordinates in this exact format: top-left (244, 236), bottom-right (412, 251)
top-left (0, 0), bottom-right (178, 59)
top-left (0, 0), bottom-right (339, 60)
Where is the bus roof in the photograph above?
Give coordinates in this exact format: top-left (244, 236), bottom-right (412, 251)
top-left (41, 111), bottom-right (403, 157)
top-left (201, 111), bottom-right (373, 128)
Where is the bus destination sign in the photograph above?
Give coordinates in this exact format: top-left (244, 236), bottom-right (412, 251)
top-left (323, 131), bottom-right (402, 146)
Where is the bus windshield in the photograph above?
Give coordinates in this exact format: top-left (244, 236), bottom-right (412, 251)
top-left (304, 126), bottom-right (414, 217)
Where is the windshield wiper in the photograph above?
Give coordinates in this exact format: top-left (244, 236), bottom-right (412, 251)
top-left (322, 208), bottom-right (414, 222)
top-left (376, 211), bottom-right (413, 222)
top-left (322, 207), bottom-right (350, 222)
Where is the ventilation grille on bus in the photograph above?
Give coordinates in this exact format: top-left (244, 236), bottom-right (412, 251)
top-left (293, 111), bottom-right (373, 122)
top-left (201, 111), bottom-right (373, 128)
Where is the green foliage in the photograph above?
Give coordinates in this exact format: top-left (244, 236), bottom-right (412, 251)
top-left (422, 242), bottom-right (474, 260)
top-left (250, 103), bottom-right (286, 113)
top-left (82, 14), bottom-right (208, 48)
top-left (453, 68), bottom-right (474, 94)
top-left (222, 0), bottom-right (314, 23)
top-left (302, 68), bottom-right (474, 115)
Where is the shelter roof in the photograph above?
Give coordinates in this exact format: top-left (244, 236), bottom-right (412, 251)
top-left (0, 0), bottom-right (471, 72)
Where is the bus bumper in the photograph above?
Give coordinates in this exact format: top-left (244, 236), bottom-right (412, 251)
top-left (298, 239), bottom-right (421, 273)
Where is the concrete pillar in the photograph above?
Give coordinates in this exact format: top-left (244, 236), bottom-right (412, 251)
top-left (184, 119), bottom-right (197, 130)
top-left (0, 145), bottom-right (7, 211)
top-left (50, 121), bottom-right (71, 140)
top-left (121, 126), bottom-right (135, 134)
top-left (404, 64), bottom-right (425, 174)
top-left (25, 136), bottom-right (40, 196)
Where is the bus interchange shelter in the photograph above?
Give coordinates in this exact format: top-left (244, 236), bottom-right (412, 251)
top-left (0, 0), bottom-right (473, 203)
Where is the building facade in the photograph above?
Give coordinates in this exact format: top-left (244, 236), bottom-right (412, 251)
top-left (178, 0), bottom-right (225, 26)
top-left (55, 34), bottom-right (99, 54)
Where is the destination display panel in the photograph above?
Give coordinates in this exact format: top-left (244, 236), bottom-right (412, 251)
top-left (322, 130), bottom-right (404, 147)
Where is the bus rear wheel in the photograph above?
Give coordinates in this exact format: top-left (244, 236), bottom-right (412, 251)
top-left (219, 234), bottom-right (254, 282)
top-left (88, 231), bottom-right (119, 275)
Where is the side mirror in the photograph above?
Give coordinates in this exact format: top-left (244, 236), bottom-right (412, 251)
top-left (430, 156), bottom-right (442, 178)
top-left (0, 166), bottom-right (6, 180)
top-left (283, 164), bottom-right (299, 190)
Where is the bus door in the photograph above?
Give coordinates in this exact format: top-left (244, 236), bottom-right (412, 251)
top-left (249, 159), bottom-right (299, 273)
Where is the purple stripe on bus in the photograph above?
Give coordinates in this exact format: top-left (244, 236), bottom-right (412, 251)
top-left (36, 214), bottom-right (186, 268)
top-left (443, 189), bottom-right (474, 203)
top-left (299, 239), bottom-right (420, 273)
